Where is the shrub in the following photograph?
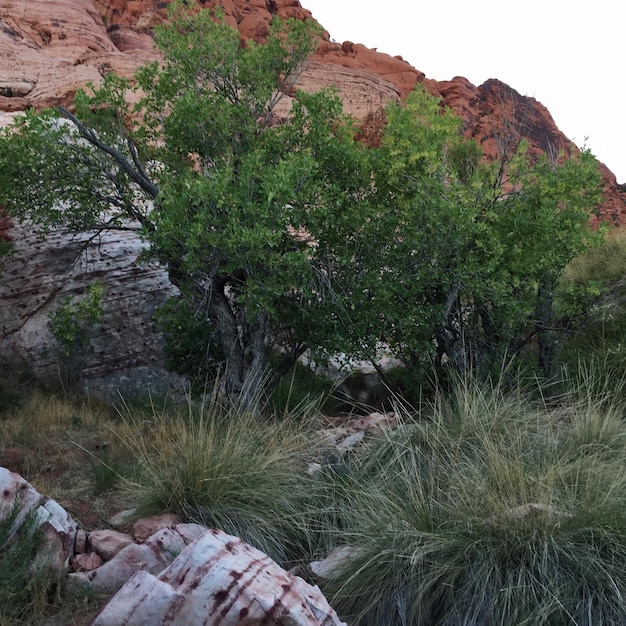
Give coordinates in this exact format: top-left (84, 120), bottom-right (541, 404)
top-left (120, 390), bottom-right (315, 566)
top-left (317, 376), bottom-right (626, 626)
top-left (48, 282), bottom-right (104, 390)
top-left (157, 295), bottom-right (223, 392)
top-left (557, 228), bottom-right (626, 397)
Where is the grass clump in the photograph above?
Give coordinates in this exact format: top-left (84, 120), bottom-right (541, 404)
top-left (565, 226), bottom-right (626, 285)
top-left (317, 376), bottom-right (626, 626)
top-left (558, 227), bottom-right (626, 398)
top-left (0, 501), bottom-right (60, 622)
top-left (119, 392), bottom-right (314, 566)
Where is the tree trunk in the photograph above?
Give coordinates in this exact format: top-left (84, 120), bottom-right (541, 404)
top-left (207, 289), bottom-right (272, 413)
top-left (435, 281), bottom-right (469, 373)
top-left (536, 278), bottom-right (557, 378)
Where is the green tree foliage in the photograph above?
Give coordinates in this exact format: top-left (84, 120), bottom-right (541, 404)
top-left (48, 282), bottom-right (104, 389)
top-left (0, 3), bottom-right (374, 405)
top-left (363, 88), bottom-right (604, 378)
top-left (0, 1), bottom-right (603, 404)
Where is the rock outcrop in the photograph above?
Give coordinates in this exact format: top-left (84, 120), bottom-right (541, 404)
top-left (0, 216), bottom-right (182, 393)
top-left (69, 522), bottom-right (209, 595)
top-left (2, 0), bottom-right (623, 221)
top-left (0, 466), bottom-right (78, 578)
top-left (91, 527), bottom-right (347, 626)
top-left (0, 0), bottom-right (158, 111)
top-left (1, 468), bottom-right (346, 626)
top-left (430, 77), bottom-right (626, 224)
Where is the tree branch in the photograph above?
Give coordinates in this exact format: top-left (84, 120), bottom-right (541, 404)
top-left (58, 107), bottom-right (160, 202)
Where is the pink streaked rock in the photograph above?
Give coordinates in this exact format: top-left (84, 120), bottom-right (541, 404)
top-left (91, 527), bottom-right (346, 626)
top-left (0, 467), bottom-right (78, 575)
top-left (68, 523), bottom-right (207, 594)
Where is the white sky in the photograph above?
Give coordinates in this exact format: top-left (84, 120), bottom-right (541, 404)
top-left (304, 0), bottom-right (625, 183)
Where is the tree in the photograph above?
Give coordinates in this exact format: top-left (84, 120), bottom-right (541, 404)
top-left (363, 87), bottom-right (604, 378)
top-left (0, 2), bottom-right (376, 406)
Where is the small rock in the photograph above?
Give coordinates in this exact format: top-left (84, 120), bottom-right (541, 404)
top-left (484, 502), bottom-right (572, 529)
top-left (108, 508), bottom-right (137, 529)
top-left (306, 462), bottom-right (323, 476)
top-left (72, 552), bottom-right (103, 572)
top-left (310, 545), bottom-right (361, 581)
top-left (346, 411), bottom-right (397, 431)
top-left (89, 529), bottom-right (134, 561)
top-left (336, 430), bottom-right (365, 452)
top-left (317, 426), bottom-right (351, 446)
top-left (132, 513), bottom-right (181, 542)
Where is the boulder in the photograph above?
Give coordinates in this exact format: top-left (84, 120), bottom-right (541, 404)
top-left (88, 529), bottom-right (134, 561)
top-left (0, 467), bottom-right (78, 576)
top-left (91, 527), bottom-right (346, 626)
top-left (72, 552), bottom-right (104, 572)
top-left (309, 545), bottom-right (361, 582)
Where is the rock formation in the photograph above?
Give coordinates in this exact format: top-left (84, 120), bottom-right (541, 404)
top-left (0, 466), bottom-right (78, 578)
top-left (0, 0), bottom-right (158, 112)
top-left (69, 522), bottom-right (210, 595)
top-left (1, 468), bottom-right (346, 625)
top-left (1, 0), bottom-right (622, 203)
top-left (0, 217), bottom-right (181, 389)
top-left (1, 0), bottom-right (624, 386)
top-left (91, 526), bottom-right (347, 626)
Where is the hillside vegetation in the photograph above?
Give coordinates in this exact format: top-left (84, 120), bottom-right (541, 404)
top-left (1, 2), bottom-right (625, 624)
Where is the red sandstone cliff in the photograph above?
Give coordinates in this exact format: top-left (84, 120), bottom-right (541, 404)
top-left (1, 0), bottom-right (624, 222)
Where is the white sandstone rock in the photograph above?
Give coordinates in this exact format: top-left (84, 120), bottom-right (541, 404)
top-left (92, 527), bottom-right (347, 626)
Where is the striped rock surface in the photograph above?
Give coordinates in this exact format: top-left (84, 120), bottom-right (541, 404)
top-left (69, 523), bottom-right (208, 595)
top-left (91, 527), bottom-right (346, 626)
top-left (0, 466), bottom-right (78, 576)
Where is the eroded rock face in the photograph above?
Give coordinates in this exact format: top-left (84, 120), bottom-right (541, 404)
top-left (432, 77), bottom-right (626, 224)
top-left (0, 219), bottom-right (179, 388)
top-left (2, 0), bottom-right (623, 209)
top-left (91, 527), bottom-right (347, 626)
top-left (1, 0), bottom-right (623, 185)
top-left (0, 0), bottom-right (161, 111)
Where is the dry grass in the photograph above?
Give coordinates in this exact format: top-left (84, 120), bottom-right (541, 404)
top-left (0, 388), bottom-right (138, 523)
top-left (114, 391), bottom-right (318, 566)
top-left (565, 226), bottom-right (626, 284)
top-left (4, 369), bottom-right (626, 625)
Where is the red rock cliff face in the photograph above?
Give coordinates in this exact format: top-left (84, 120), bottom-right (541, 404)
top-left (1, 0), bottom-right (622, 222)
